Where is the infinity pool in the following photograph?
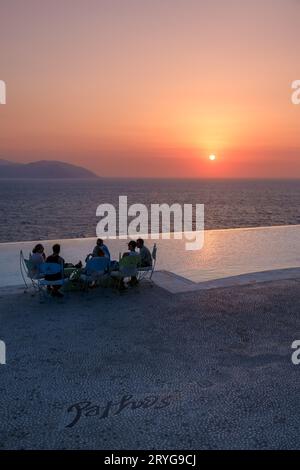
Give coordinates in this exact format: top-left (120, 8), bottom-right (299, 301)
top-left (0, 225), bottom-right (299, 288)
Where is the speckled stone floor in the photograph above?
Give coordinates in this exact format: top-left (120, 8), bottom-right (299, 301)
top-left (1, 279), bottom-right (300, 449)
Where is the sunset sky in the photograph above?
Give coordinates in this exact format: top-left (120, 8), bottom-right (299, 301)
top-left (0, 0), bottom-right (300, 177)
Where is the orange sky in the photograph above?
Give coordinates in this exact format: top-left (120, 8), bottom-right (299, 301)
top-left (0, 0), bottom-right (300, 177)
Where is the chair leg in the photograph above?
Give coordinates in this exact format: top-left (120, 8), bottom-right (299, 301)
top-left (38, 286), bottom-right (45, 304)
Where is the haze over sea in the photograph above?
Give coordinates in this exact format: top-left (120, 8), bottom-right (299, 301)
top-left (1, 178), bottom-right (300, 243)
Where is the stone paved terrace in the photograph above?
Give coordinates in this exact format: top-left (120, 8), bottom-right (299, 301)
top-left (1, 278), bottom-right (300, 449)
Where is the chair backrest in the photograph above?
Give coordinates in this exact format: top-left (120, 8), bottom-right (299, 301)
top-left (119, 254), bottom-right (140, 276)
top-left (152, 243), bottom-right (157, 261)
top-left (20, 250), bottom-right (34, 285)
top-left (86, 257), bottom-right (109, 275)
top-left (38, 262), bottom-right (63, 276)
top-left (24, 258), bottom-right (33, 272)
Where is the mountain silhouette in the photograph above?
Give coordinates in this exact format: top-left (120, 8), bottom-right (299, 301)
top-left (0, 160), bottom-right (99, 178)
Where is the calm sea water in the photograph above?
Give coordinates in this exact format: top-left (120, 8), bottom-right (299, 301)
top-left (0, 178), bottom-right (300, 243)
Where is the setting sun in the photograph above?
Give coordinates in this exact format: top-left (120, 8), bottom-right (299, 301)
top-left (209, 154), bottom-right (216, 161)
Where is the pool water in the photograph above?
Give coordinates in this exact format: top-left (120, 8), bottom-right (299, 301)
top-left (0, 225), bottom-right (299, 288)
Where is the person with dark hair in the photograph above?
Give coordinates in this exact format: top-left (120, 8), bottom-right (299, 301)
top-left (92, 238), bottom-right (110, 259)
top-left (122, 240), bottom-right (139, 258)
top-left (85, 238), bottom-right (110, 263)
top-left (32, 243), bottom-right (46, 257)
top-left (45, 244), bottom-right (65, 298)
top-left (46, 244), bottom-right (64, 265)
top-left (136, 238), bottom-right (152, 267)
top-left (46, 244), bottom-right (82, 269)
top-left (29, 243), bottom-right (46, 277)
top-left (121, 240), bottom-right (139, 287)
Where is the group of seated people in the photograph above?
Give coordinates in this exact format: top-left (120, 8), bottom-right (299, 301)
top-left (85, 238), bottom-right (152, 268)
top-left (29, 238), bottom-right (153, 297)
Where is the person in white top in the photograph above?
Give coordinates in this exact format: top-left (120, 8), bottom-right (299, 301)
top-left (29, 243), bottom-right (46, 278)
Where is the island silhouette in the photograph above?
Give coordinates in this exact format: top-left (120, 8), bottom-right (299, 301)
top-left (0, 159), bottom-right (99, 179)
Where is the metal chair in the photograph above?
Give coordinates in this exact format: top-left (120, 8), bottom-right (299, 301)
top-left (20, 250), bottom-right (39, 293)
top-left (137, 243), bottom-right (157, 285)
top-left (110, 255), bottom-right (141, 290)
top-left (80, 257), bottom-right (110, 291)
top-left (37, 261), bottom-right (66, 302)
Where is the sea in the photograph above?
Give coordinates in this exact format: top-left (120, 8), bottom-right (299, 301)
top-left (0, 178), bottom-right (300, 243)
